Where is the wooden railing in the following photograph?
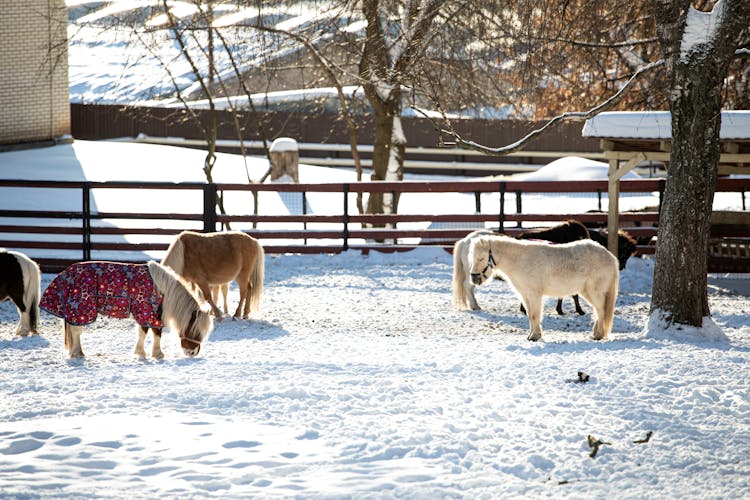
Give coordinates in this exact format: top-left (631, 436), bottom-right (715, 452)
top-left (1, 178), bottom-right (748, 272)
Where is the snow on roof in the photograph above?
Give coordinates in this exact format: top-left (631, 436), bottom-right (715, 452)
top-left (582, 111), bottom-right (750, 140)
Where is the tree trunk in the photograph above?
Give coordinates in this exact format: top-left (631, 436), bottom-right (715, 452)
top-left (650, 0), bottom-right (750, 328)
top-left (366, 92), bottom-right (404, 215)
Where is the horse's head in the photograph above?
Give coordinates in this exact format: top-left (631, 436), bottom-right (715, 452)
top-left (180, 305), bottom-right (213, 357)
top-left (468, 238), bottom-right (495, 286)
top-left (146, 261), bottom-right (215, 357)
top-left (617, 231), bottom-right (638, 270)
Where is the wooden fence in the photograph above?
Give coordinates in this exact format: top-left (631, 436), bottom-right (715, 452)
top-left (1, 178), bottom-right (748, 273)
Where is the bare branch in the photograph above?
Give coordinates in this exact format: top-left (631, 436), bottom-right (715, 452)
top-left (420, 59), bottom-right (663, 156)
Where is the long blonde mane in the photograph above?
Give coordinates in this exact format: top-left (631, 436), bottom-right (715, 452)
top-left (147, 261), bottom-right (212, 342)
top-left (161, 237), bottom-right (185, 274)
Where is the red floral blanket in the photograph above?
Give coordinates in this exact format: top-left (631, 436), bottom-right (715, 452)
top-left (40, 261), bottom-right (163, 328)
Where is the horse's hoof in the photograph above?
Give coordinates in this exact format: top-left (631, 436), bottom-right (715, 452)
top-left (527, 333), bottom-right (541, 341)
top-left (577, 310), bottom-right (586, 316)
top-left (69, 352), bottom-right (85, 359)
top-left (153, 352), bottom-right (165, 360)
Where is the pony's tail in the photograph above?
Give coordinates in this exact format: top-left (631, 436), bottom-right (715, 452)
top-left (602, 268), bottom-right (619, 337)
top-left (247, 240), bottom-right (265, 314)
top-left (17, 253), bottom-right (41, 332)
top-left (162, 236), bottom-right (185, 274)
top-left (452, 238), bottom-right (469, 310)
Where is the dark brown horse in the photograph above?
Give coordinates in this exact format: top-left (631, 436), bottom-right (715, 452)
top-left (587, 229), bottom-right (638, 271)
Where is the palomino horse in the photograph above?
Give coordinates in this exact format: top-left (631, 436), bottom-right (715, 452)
top-left (40, 261), bottom-right (213, 358)
top-left (0, 249), bottom-right (41, 336)
top-left (162, 231), bottom-right (264, 319)
top-left (468, 234), bottom-right (619, 341)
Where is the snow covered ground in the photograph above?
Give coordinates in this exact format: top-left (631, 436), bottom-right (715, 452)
top-left (1, 142), bottom-right (750, 498)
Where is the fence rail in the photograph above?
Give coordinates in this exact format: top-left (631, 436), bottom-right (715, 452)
top-left (1, 178), bottom-right (748, 272)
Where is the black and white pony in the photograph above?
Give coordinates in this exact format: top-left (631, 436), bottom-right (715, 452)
top-left (0, 249), bottom-right (41, 336)
top-left (467, 234), bottom-right (619, 341)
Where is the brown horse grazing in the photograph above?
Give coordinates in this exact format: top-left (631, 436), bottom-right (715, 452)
top-left (162, 231), bottom-right (264, 320)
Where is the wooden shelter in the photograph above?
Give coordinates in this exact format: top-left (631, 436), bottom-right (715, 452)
top-left (582, 111), bottom-right (750, 256)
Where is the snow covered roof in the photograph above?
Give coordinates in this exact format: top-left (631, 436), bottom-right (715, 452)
top-left (582, 111), bottom-right (750, 140)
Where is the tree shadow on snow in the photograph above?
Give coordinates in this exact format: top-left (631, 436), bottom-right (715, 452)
top-left (207, 319), bottom-right (289, 342)
top-left (0, 334), bottom-right (50, 350)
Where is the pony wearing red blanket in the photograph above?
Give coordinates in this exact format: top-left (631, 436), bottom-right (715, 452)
top-left (41, 261), bottom-right (212, 359)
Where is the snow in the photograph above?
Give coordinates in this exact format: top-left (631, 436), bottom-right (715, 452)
top-left (512, 156), bottom-right (641, 181)
top-left (680, 0), bottom-right (726, 62)
top-left (1, 141), bottom-right (750, 497)
top-left (582, 111), bottom-right (750, 140)
top-left (269, 137), bottom-right (299, 153)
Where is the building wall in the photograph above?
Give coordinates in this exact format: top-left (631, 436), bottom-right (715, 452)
top-left (0, 0), bottom-right (70, 145)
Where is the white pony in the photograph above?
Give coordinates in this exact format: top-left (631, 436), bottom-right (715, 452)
top-left (467, 234), bottom-right (619, 341)
top-left (452, 230), bottom-right (498, 310)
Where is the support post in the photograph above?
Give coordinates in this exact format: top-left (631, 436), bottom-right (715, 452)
top-left (343, 184), bottom-right (350, 251)
top-left (82, 182), bottom-right (91, 261)
top-left (203, 183), bottom-right (217, 233)
top-left (607, 160), bottom-right (620, 256)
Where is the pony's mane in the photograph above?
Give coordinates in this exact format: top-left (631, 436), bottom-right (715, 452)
top-left (162, 237), bottom-right (185, 274)
top-left (147, 261), bottom-right (212, 341)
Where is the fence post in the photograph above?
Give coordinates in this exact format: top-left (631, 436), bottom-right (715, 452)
top-left (82, 182), bottom-right (91, 261)
top-left (342, 184), bottom-right (350, 251)
top-left (498, 182), bottom-right (506, 232)
top-left (474, 191), bottom-right (481, 213)
top-left (515, 191), bottom-right (523, 228)
top-left (203, 183), bottom-right (217, 233)
top-left (302, 191), bottom-right (308, 245)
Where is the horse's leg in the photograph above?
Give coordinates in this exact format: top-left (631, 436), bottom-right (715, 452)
top-left (572, 294), bottom-right (585, 315)
top-left (581, 290), bottom-right (606, 340)
top-left (465, 281), bottom-right (481, 311)
top-left (221, 283), bottom-right (229, 314)
top-left (211, 285), bottom-right (228, 314)
top-left (65, 322), bottom-right (85, 358)
top-left (151, 328), bottom-right (164, 359)
top-left (555, 298), bottom-right (565, 315)
top-left (134, 325), bottom-right (147, 359)
top-left (235, 271), bottom-right (251, 319)
top-left (241, 281), bottom-right (252, 319)
top-left (9, 291), bottom-right (30, 336)
top-left (198, 281), bottom-right (223, 319)
top-left (523, 294), bottom-right (544, 341)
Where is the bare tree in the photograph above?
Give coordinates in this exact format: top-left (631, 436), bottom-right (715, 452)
top-left (358, 0), bottom-right (457, 216)
top-left (649, 0), bottom-right (750, 330)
